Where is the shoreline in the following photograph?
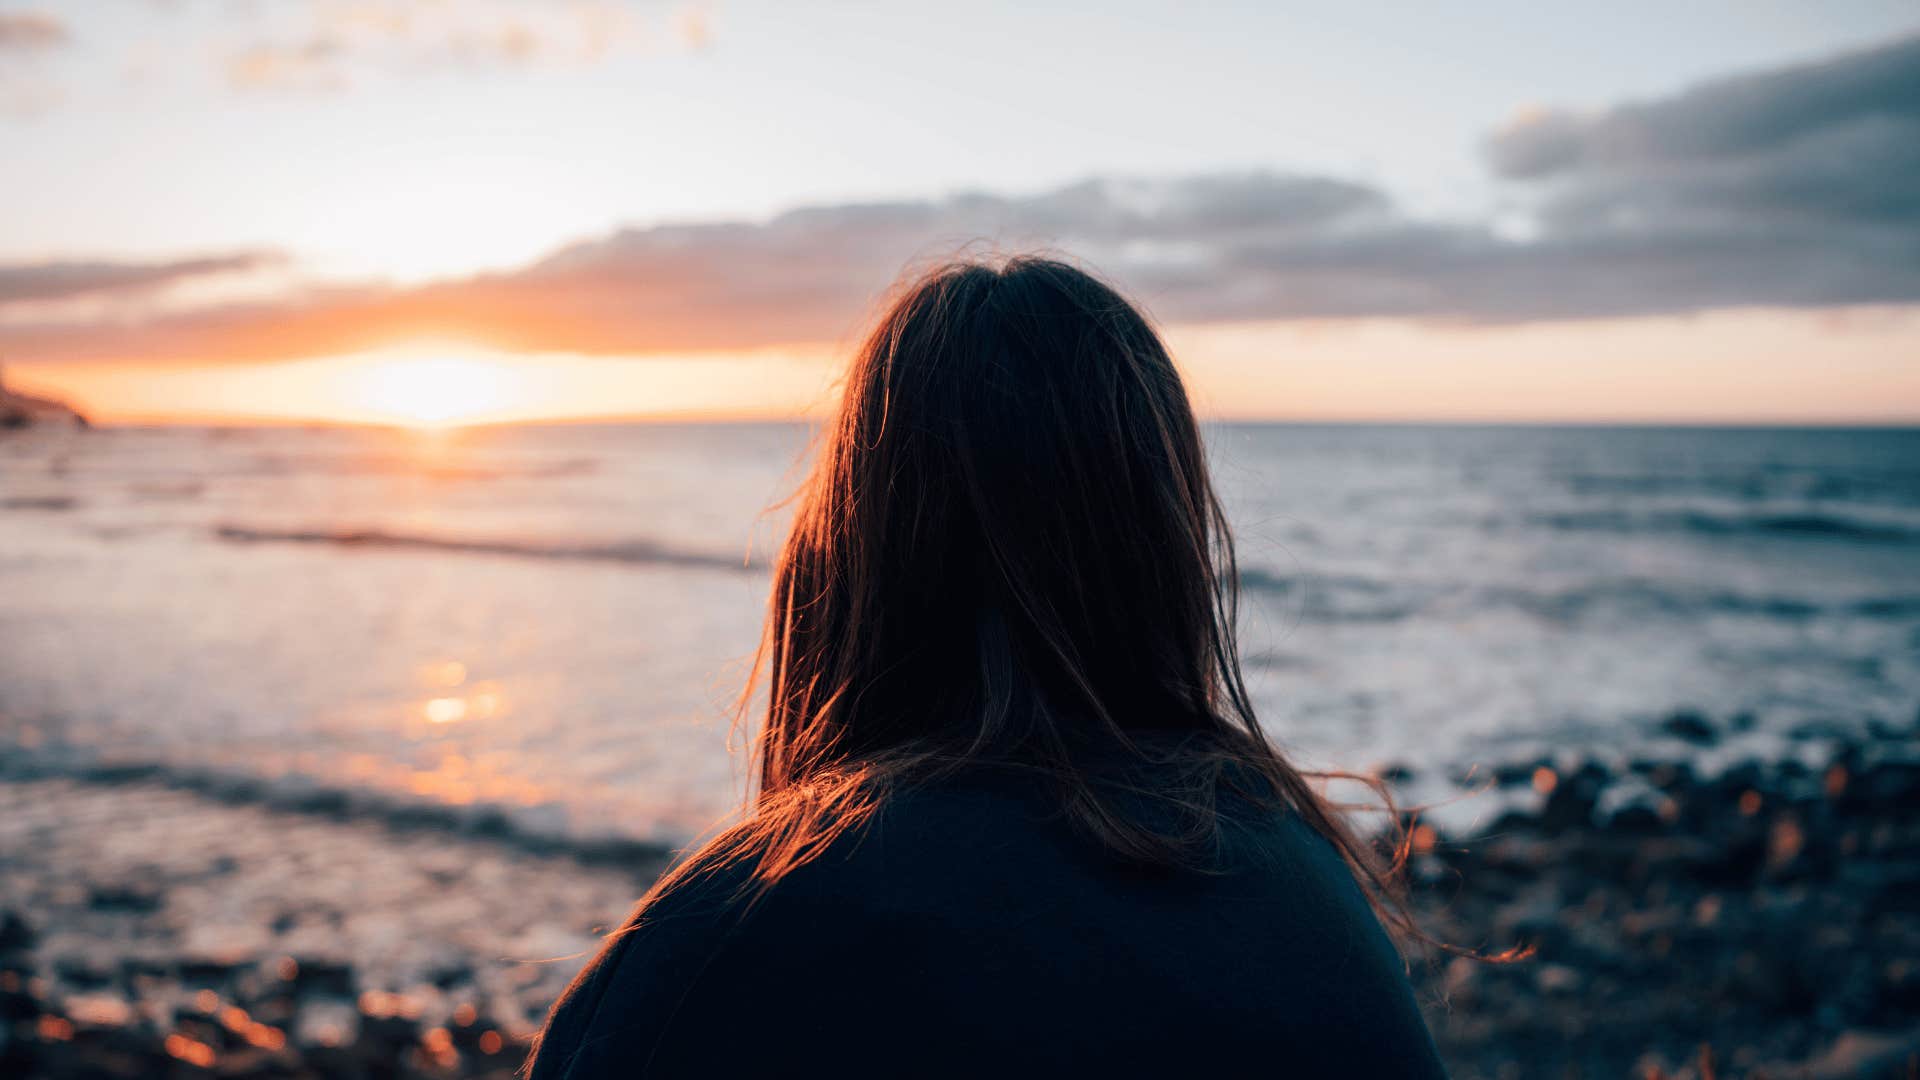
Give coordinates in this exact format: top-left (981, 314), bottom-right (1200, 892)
top-left (0, 778), bottom-right (661, 1078)
top-left (3, 719), bottom-right (1917, 1078)
top-left (1408, 716), bottom-right (1920, 1078)
top-left (0, 753), bottom-right (681, 875)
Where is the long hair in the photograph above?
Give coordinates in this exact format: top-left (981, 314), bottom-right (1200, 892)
top-left (527, 255), bottom-right (1433, 1074)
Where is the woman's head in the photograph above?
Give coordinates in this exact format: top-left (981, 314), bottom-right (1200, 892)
top-left (761, 256), bottom-right (1247, 795)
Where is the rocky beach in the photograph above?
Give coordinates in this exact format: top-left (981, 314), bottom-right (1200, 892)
top-left (1408, 713), bottom-right (1920, 1079)
top-left (3, 710), bottom-right (1916, 1079)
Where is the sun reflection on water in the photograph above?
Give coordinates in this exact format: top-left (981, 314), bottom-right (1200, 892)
top-left (412, 656), bottom-right (510, 728)
top-left (417, 671), bottom-right (507, 726)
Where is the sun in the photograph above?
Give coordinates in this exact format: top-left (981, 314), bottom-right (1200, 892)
top-left (351, 355), bottom-right (517, 427)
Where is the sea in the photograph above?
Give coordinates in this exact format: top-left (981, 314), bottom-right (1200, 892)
top-left (3, 422), bottom-right (1917, 846)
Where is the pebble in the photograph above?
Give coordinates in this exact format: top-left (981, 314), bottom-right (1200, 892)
top-left (1409, 730), bottom-right (1920, 1078)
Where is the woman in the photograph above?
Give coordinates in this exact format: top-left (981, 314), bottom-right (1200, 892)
top-left (528, 256), bottom-right (1447, 1078)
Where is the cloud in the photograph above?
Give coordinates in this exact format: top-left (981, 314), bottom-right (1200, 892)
top-left (0, 176), bottom-right (1413, 362)
top-left (1468, 32), bottom-right (1920, 318)
top-left (0, 81), bottom-right (59, 117)
top-left (0, 11), bottom-right (67, 52)
top-left (4, 32), bottom-right (1918, 363)
top-left (1486, 35), bottom-right (1920, 179)
top-left (1486, 33), bottom-right (1920, 234)
top-left (225, 38), bottom-right (350, 93)
top-left (0, 11), bottom-right (68, 118)
top-left (0, 253), bottom-right (281, 304)
top-left (220, 0), bottom-right (697, 93)
top-left (671, 3), bottom-right (713, 51)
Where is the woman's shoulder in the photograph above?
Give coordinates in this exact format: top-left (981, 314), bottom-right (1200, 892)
top-left (584, 770), bottom-right (1402, 1001)
top-left (638, 770), bottom-right (1365, 929)
top-left (538, 774), bottom-right (1443, 1078)
top-left (529, 786), bottom-right (1003, 1077)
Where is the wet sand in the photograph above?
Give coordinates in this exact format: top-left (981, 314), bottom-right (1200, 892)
top-left (0, 778), bottom-right (661, 1077)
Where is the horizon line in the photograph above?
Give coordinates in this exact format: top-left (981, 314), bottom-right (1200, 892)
top-left (61, 412), bottom-right (1920, 432)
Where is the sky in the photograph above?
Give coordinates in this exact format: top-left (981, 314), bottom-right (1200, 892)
top-left (1, 0), bottom-right (1917, 425)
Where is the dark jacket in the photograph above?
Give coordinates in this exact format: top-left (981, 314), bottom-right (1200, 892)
top-left (532, 772), bottom-right (1447, 1078)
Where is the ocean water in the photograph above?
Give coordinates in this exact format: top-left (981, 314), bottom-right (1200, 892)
top-left (2, 422), bottom-right (1917, 844)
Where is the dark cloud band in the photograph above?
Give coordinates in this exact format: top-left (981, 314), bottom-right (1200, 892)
top-left (0, 254), bottom-right (280, 305)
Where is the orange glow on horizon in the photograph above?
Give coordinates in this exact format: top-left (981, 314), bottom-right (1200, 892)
top-left (4, 305), bottom-right (1917, 427)
top-left (6, 341), bottom-right (845, 427)
top-left (352, 356), bottom-right (518, 428)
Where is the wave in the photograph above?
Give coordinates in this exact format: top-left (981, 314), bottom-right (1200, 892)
top-left (215, 524), bottom-right (759, 572)
top-left (1532, 508), bottom-right (1920, 544)
top-left (1477, 582), bottom-right (1920, 622)
top-left (1560, 467), bottom-right (1920, 506)
top-left (127, 480), bottom-right (205, 501)
top-left (0, 749), bottom-right (679, 871)
top-left (1235, 568), bottom-right (1424, 623)
top-left (242, 452), bottom-right (600, 482)
top-left (1235, 568), bottom-right (1920, 624)
top-left (1, 495), bottom-right (78, 511)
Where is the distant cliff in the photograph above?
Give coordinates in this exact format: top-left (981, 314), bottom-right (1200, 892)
top-left (0, 366), bottom-right (88, 429)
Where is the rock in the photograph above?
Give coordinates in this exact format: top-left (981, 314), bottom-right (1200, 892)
top-left (1767, 1028), bottom-right (1920, 1080)
top-left (1538, 761), bottom-right (1607, 833)
top-left (1491, 760), bottom-right (1547, 788)
top-left (1606, 803), bottom-right (1666, 834)
top-left (1599, 774), bottom-right (1673, 835)
top-left (1534, 963), bottom-right (1583, 995)
top-left (1864, 863), bottom-right (1920, 917)
top-left (87, 884), bottom-right (163, 914)
top-left (290, 957), bottom-right (357, 998)
top-left (1490, 893), bottom-right (1570, 954)
top-left (176, 956), bottom-right (246, 984)
top-left (1866, 716), bottom-right (1910, 741)
top-left (0, 365), bottom-right (88, 430)
top-left (0, 911), bottom-right (35, 954)
top-left (180, 922), bottom-right (271, 967)
top-left (1856, 761), bottom-right (1920, 808)
top-left (0, 971), bottom-right (41, 1022)
top-left (62, 993), bottom-right (134, 1029)
top-left (1687, 827), bottom-right (1769, 887)
top-left (427, 961), bottom-right (475, 991)
top-left (1790, 718), bottom-right (1852, 742)
top-left (52, 956), bottom-right (114, 990)
top-left (356, 1010), bottom-right (421, 1053)
top-left (1374, 762), bottom-right (1416, 784)
top-left (1659, 709), bottom-right (1717, 745)
top-left (1877, 958), bottom-right (1920, 1016)
top-left (292, 998), bottom-right (359, 1049)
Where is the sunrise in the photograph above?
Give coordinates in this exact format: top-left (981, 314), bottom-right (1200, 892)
top-left (3, 3), bottom-right (1919, 1078)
